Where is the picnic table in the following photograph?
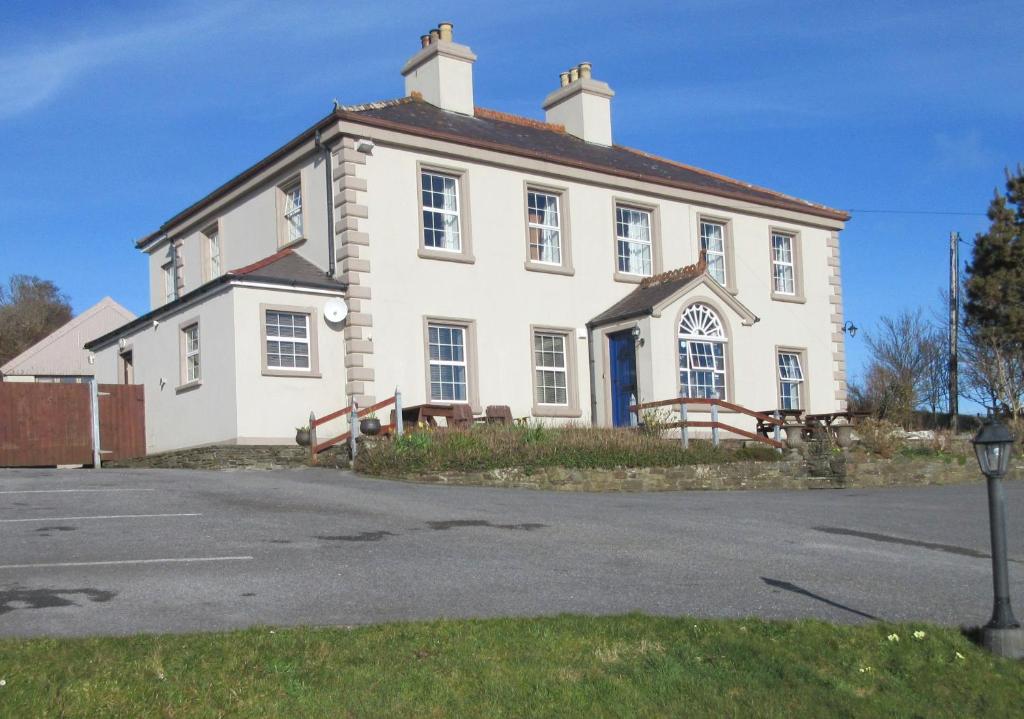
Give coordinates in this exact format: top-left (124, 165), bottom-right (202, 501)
top-left (391, 403), bottom-right (455, 429)
top-left (804, 411), bottom-right (870, 428)
top-left (756, 408), bottom-right (804, 437)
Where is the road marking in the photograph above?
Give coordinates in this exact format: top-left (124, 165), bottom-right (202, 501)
top-left (0, 513), bottom-right (200, 523)
top-left (0, 556), bottom-right (253, 570)
top-left (0, 489), bottom-right (156, 494)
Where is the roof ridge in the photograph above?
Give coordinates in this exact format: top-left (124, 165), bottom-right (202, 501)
top-left (617, 146), bottom-right (838, 212)
top-left (228, 247), bottom-right (295, 276)
top-left (639, 254), bottom-right (708, 289)
top-left (339, 95), bottom-right (416, 113)
top-left (473, 107), bottom-right (565, 133)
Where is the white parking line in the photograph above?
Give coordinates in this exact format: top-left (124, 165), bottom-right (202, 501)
top-left (0, 489), bottom-right (156, 494)
top-left (0, 513), bottom-right (200, 523)
top-left (0, 556), bottom-right (253, 570)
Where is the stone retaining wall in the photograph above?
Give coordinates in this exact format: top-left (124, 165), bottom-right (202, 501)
top-left (104, 445), bottom-right (338, 470)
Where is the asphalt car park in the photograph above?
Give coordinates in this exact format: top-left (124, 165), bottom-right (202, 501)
top-left (0, 467), bottom-right (1021, 637)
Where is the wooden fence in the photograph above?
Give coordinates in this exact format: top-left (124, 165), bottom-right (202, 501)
top-left (0, 382), bottom-right (145, 467)
top-left (630, 396), bottom-right (785, 450)
top-left (309, 390), bottom-right (402, 464)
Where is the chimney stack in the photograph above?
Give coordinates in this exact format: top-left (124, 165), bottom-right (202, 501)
top-left (401, 22), bottom-right (477, 115)
top-left (543, 62), bottom-right (615, 146)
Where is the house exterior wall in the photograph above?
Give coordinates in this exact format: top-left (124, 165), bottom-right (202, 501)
top-left (359, 140), bottom-right (842, 426)
top-left (94, 288), bottom-right (239, 452)
top-left (230, 286), bottom-right (348, 444)
top-left (147, 157), bottom-right (331, 310)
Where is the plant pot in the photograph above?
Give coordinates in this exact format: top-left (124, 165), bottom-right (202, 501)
top-left (833, 424), bottom-right (854, 449)
top-left (783, 424), bottom-right (805, 450)
top-left (360, 418), bottom-right (381, 436)
top-left (295, 428), bottom-right (311, 447)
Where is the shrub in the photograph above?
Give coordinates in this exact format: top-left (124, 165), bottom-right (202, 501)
top-left (856, 418), bottom-right (905, 458)
top-left (355, 424), bottom-right (780, 477)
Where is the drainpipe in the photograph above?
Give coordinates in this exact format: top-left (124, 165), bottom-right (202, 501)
top-left (586, 323), bottom-right (598, 426)
top-left (316, 130), bottom-right (336, 278)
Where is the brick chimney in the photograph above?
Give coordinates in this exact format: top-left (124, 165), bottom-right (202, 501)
top-left (542, 62), bottom-right (614, 146)
top-left (401, 22), bottom-right (477, 115)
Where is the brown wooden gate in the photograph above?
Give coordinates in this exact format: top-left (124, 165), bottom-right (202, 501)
top-left (0, 383), bottom-right (145, 467)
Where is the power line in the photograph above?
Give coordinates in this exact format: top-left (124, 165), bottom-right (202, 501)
top-left (846, 208), bottom-right (987, 217)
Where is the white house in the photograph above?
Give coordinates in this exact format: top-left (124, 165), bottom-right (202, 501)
top-left (3, 297), bottom-right (134, 383)
top-left (87, 22), bottom-right (850, 453)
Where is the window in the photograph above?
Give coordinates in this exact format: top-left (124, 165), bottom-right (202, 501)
top-left (777, 351), bottom-right (805, 410)
top-left (163, 263), bottom-right (176, 303)
top-left (678, 303), bottom-right (727, 399)
top-left (771, 232), bottom-right (795, 295)
top-left (700, 221), bottom-right (727, 286)
top-left (421, 170), bottom-right (461, 252)
top-left (534, 333), bottom-right (568, 405)
top-left (616, 205), bottom-right (653, 276)
top-left (281, 181), bottom-right (303, 244)
top-left (265, 310), bottom-right (310, 370)
top-left (427, 323), bottom-right (467, 401)
top-left (206, 226), bottom-right (221, 278)
top-left (182, 324), bottom-right (200, 384)
top-left (527, 191), bottom-right (561, 264)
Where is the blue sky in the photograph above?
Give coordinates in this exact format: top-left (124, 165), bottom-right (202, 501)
top-left (1, 0), bottom-right (1021, 390)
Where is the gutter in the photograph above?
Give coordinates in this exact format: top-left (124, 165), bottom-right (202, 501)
top-left (315, 129), bottom-right (337, 278)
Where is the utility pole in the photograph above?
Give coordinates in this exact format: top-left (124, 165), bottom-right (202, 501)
top-left (949, 231), bottom-right (960, 433)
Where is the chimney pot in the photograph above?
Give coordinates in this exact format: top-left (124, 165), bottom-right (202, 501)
top-left (438, 22), bottom-right (454, 42)
top-left (429, 28), bottom-right (440, 43)
top-left (579, 62), bottom-right (592, 79)
top-left (420, 34), bottom-right (431, 48)
top-left (559, 71), bottom-right (570, 87)
top-left (569, 66), bottom-right (580, 83)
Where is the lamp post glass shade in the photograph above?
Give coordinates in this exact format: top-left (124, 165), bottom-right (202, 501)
top-left (972, 420), bottom-right (1015, 479)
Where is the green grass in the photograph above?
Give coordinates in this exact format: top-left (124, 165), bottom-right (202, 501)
top-left (355, 423), bottom-right (780, 477)
top-left (0, 615), bottom-right (1020, 718)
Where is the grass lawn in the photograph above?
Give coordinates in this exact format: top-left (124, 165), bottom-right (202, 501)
top-left (0, 614), bottom-right (1020, 718)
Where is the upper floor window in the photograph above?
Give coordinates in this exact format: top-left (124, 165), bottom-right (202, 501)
top-left (615, 205), bottom-right (652, 276)
top-left (163, 262), bottom-right (176, 303)
top-left (771, 232), bottom-right (795, 295)
top-left (700, 221), bottom-right (727, 286)
top-left (777, 351), bottom-right (805, 409)
top-left (422, 171), bottom-right (461, 252)
top-left (205, 225), bottom-right (221, 279)
top-left (678, 303), bottom-right (727, 400)
top-left (280, 180), bottom-right (303, 245)
top-left (527, 191), bottom-right (561, 265)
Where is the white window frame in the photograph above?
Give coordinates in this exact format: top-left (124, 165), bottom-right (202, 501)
top-left (527, 190), bottom-right (562, 265)
top-left (421, 170), bottom-right (462, 253)
top-left (771, 232), bottom-right (796, 296)
top-left (427, 323), bottom-right (468, 402)
top-left (163, 262), bottom-right (176, 303)
top-left (265, 310), bottom-right (311, 372)
top-left (700, 220), bottom-right (727, 286)
top-left (533, 332), bottom-right (569, 406)
top-left (207, 226), bottom-right (221, 278)
top-left (282, 180), bottom-right (303, 244)
top-left (777, 350), bottom-right (805, 410)
top-left (615, 205), bottom-right (653, 277)
top-left (184, 324), bottom-right (200, 383)
top-left (678, 303), bottom-right (728, 400)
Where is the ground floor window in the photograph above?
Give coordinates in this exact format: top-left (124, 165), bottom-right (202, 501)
top-left (427, 323), bottom-right (467, 401)
top-left (265, 311), bottom-right (310, 370)
top-left (534, 332), bottom-right (568, 405)
top-left (678, 303), bottom-right (727, 399)
top-left (777, 350), bottom-right (805, 409)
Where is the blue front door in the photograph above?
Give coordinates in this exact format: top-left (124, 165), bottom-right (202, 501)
top-left (608, 330), bottom-right (637, 427)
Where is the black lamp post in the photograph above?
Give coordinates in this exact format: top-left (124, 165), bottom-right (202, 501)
top-left (972, 418), bottom-right (1024, 658)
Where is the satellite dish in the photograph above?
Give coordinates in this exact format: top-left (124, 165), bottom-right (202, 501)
top-left (324, 298), bottom-right (348, 324)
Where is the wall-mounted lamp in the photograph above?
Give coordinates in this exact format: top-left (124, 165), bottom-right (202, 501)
top-left (842, 321), bottom-right (858, 337)
top-left (355, 138), bottom-right (375, 154)
top-left (631, 326), bottom-right (645, 347)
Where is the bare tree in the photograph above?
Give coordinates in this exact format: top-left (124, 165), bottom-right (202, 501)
top-left (961, 322), bottom-right (1024, 416)
top-left (0, 275), bottom-right (73, 367)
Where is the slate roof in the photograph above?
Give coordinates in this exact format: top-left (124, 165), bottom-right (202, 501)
top-left (85, 249), bottom-right (343, 350)
top-left (136, 96), bottom-right (848, 249)
top-left (589, 261), bottom-right (707, 327)
top-left (344, 99), bottom-right (847, 220)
